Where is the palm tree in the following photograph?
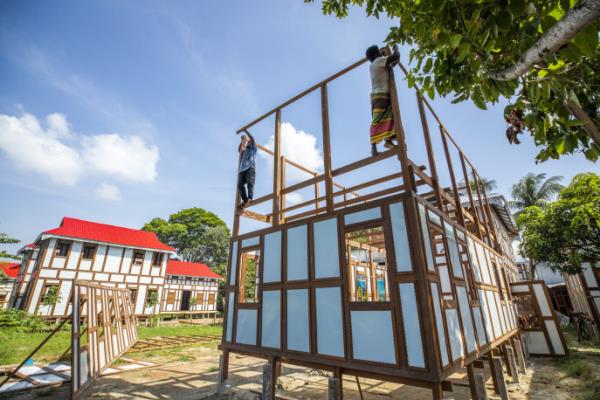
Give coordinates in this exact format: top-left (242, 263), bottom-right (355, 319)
top-left (458, 176), bottom-right (498, 196)
top-left (510, 173), bottom-right (563, 279)
top-left (510, 173), bottom-right (564, 218)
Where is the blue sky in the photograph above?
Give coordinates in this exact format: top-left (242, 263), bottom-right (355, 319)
top-left (0, 1), bottom-right (595, 253)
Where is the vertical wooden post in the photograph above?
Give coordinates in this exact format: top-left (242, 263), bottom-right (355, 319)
top-left (432, 382), bottom-right (444, 400)
top-left (467, 363), bottom-right (489, 400)
top-left (505, 346), bottom-right (520, 383)
top-left (478, 172), bottom-right (501, 250)
top-left (490, 356), bottom-right (509, 400)
top-left (272, 111), bottom-right (282, 226)
top-left (388, 68), bottom-right (415, 194)
top-left (321, 84), bottom-right (334, 213)
top-left (280, 156), bottom-right (287, 223)
top-left (459, 153), bottom-right (483, 239)
top-left (487, 352), bottom-right (500, 394)
top-left (314, 172), bottom-right (320, 212)
top-left (217, 351), bottom-right (229, 395)
top-left (232, 152), bottom-right (243, 237)
top-left (328, 377), bottom-right (341, 400)
top-left (417, 94), bottom-right (444, 211)
top-left (262, 361), bottom-right (276, 400)
top-left (512, 337), bottom-right (527, 373)
top-left (440, 125), bottom-right (465, 227)
top-left (472, 172), bottom-right (493, 245)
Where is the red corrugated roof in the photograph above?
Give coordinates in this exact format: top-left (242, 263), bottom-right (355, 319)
top-left (43, 217), bottom-right (175, 252)
top-left (166, 260), bottom-right (223, 279)
top-left (0, 262), bottom-right (20, 278)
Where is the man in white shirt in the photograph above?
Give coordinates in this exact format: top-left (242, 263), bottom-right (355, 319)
top-left (366, 44), bottom-right (400, 156)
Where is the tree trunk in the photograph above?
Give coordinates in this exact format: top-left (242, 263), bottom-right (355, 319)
top-left (490, 0), bottom-right (600, 81)
top-left (528, 259), bottom-right (536, 280)
top-left (565, 100), bottom-right (600, 148)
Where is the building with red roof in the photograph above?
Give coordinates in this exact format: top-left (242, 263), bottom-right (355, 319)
top-left (12, 217), bottom-right (223, 318)
top-left (1, 262), bottom-right (20, 309)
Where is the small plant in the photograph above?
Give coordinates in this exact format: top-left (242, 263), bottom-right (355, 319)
top-left (188, 297), bottom-right (198, 320)
top-left (147, 315), bottom-right (161, 328)
top-left (42, 286), bottom-right (61, 308)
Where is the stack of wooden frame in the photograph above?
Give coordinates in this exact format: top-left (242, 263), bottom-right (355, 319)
top-left (71, 280), bottom-right (138, 398)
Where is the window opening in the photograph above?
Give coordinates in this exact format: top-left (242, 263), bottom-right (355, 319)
top-left (55, 241), bottom-right (71, 257)
top-left (152, 252), bottom-right (164, 267)
top-left (82, 244), bottom-right (96, 260)
top-left (239, 249), bottom-right (260, 303)
top-left (346, 226), bottom-right (390, 302)
top-left (133, 251), bottom-right (145, 266)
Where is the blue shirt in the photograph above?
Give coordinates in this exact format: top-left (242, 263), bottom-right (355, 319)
top-left (239, 141), bottom-right (257, 172)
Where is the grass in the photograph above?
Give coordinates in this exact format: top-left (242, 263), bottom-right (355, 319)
top-left (555, 327), bottom-right (600, 400)
top-left (0, 323), bottom-right (222, 366)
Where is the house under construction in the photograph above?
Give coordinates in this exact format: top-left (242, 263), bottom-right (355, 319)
top-left (218, 51), bottom-right (566, 399)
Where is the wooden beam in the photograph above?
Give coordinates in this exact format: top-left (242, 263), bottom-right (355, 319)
top-left (321, 84), bottom-right (334, 213)
top-left (272, 110), bottom-right (282, 226)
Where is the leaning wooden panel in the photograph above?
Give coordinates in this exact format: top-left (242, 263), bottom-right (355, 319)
top-left (71, 280), bottom-right (138, 399)
top-left (510, 281), bottom-right (568, 356)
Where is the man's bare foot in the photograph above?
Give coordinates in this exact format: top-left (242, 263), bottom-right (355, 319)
top-left (384, 140), bottom-right (397, 149)
top-left (371, 145), bottom-right (379, 157)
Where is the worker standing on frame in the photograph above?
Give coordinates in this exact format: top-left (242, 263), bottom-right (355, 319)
top-left (237, 129), bottom-right (257, 207)
top-left (366, 44), bottom-right (400, 156)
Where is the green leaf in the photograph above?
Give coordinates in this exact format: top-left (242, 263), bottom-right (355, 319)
top-left (496, 10), bottom-right (513, 31)
top-left (456, 42), bottom-right (470, 62)
top-left (547, 5), bottom-right (565, 21)
top-left (564, 119), bottom-right (584, 127)
top-left (427, 86), bottom-right (435, 99)
top-left (572, 24), bottom-right (599, 57)
top-left (449, 33), bottom-right (462, 49)
top-left (509, 0), bottom-right (528, 17)
top-left (423, 57), bottom-right (433, 73)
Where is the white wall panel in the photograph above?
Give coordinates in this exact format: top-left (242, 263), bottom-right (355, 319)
top-left (261, 290), bottom-right (281, 348)
top-left (351, 310), bottom-right (396, 364)
top-left (457, 286), bottom-right (476, 353)
top-left (533, 284), bottom-right (552, 317)
top-left (316, 287), bottom-right (344, 357)
top-left (226, 292), bottom-right (234, 342)
top-left (53, 281), bottom-right (72, 315)
top-left (236, 309), bottom-right (257, 345)
top-left (525, 331), bottom-right (551, 354)
top-left (104, 247), bottom-right (122, 273)
top-left (66, 242), bottom-right (82, 269)
top-left (400, 283), bottom-right (425, 367)
top-left (313, 219), bottom-right (340, 279)
top-left (287, 289), bottom-right (310, 352)
top-left (92, 245), bottom-right (107, 271)
top-left (286, 225), bottom-right (308, 281)
top-left (545, 320), bottom-right (566, 355)
top-left (229, 242), bottom-right (238, 286)
top-left (389, 202), bottom-right (412, 272)
top-left (418, 204), bottom-right (434, 271)
top-left (430, 283), bottom-right (449, 366)
top-left (472, 307), bottom-right (487, 346)
top-left (263, 231), bottom-right (282, 283)
top-left (445, 308), bottom-right (464, 361)
top-left (344, 207), bottom-right (381, 225)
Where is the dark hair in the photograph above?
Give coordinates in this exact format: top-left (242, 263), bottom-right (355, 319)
top-left (366, 45), bottom-right (380, 62)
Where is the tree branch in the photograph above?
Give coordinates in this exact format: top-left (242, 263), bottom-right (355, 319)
top-left (565, 99), bottom-right (600, 147)
top-left (490, 0), bottom-right (600, 81)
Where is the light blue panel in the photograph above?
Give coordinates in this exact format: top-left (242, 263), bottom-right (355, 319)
top-left (399, 283), bottom-right (425, 367)
top-left (287, 289), bottom-right (310, 352)
top-left (242, 236), bottom-right (260, 248)
top-left (478, 289), bottom-right (494, 340)
top-left (351, 310), bottom-right (396, 364)
top-left (287, 225), bottom-right (308, 281)
top-left (262, 290), bottom-right (281, 348)
top-left (314, 218), bottom-right (340, 279)
top-left (418, 204), bottom-right (435, 271)
top-left (344, 207), bottom-right (381, 225)
top-left (226, 292), bottom-right (234, 342)
top-left (445, 308), bottom-right (464, 361)
top-left (236, 309), bottom-right (257, 345)
top-left (467, 238), bottom-right (482, 283)
top-left (428, 209), bottom-right (442, 226)
top-left (430, 283), bottom-right (449, 366)
top-left (486, 290), bottom-right (501, 339)
top-left (263, 231), bottom-right (282, 283)
top-left (316, 287), bottom-right (345, 357)
top-left (456, 286), bottom-right (476, 353)
top-left (472, 307), bottom-right (488, 346)
top-left (445, 223), bottom-right (463, 278)
top-left (229, 242), bottom-right (238, 286)
top-left (390, 202), bottom-right (412, 272)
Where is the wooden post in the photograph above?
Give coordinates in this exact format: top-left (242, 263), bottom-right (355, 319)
top-left (512, 337), bottom-right (527, 373)
top-left (262, 362), bottom-right (275, 400)
top-left (321, 84), bottom-right (334, 213)
top-left (272, 111), bottom-right (282, 226)
top-left (440, 125), bottom-right (466, 227)
top-left (487, 353), bottom-right (500, 394)
top-left (280, 156), bottom-right (286, 222)
top-left (505, 346), bottom-right (520, 384)
top-left (217, 352), bottom-right (229, 395)
top-left (459, 153), bottom-right (483, 239)
top-left (474, 372), bottom-right (489, 400)
top-left (490, 356), bottom-right (509, 400)
top-left (328, 377), bottom-right (341, 400)
top-left (432, 382), bottom-right (444, 400)
top-left (417, 94), bottom-right (444, 211)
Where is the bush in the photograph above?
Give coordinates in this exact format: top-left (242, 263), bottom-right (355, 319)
top-left (0, 309), bottom-right (52, 333)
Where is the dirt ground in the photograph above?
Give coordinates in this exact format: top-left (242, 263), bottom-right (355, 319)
top-left (4, 338), bottom-right (599, 400)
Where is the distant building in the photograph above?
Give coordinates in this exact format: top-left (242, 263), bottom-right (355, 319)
top-left (0, 262), bottom-right (20, 310)
top-left (11, 217), bottom-right (223, 318)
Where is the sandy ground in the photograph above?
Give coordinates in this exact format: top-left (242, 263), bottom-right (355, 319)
top-left (3, 341), bottom-right (598, 400)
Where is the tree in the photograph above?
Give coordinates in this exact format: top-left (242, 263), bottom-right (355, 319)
top-left (41, 286), bottom-right (61, 308)
top-left (143, 208), bottom-right (230, 266)
top-left (517, 172), bottom-right (600, 275)
top-left (306, 0), bottom-right (600, 162)
top-left (0, 232), bottom-right (20, 260)
top-left (459, 176), bottom-right (498, 195)
top-left (510, 172), bottom-right (564, 217)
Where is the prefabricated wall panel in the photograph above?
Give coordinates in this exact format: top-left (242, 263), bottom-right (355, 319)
top-left (563, 263), bottom-right (600, 341)
top-left (222, 194), bottom-right (521, 385)
top-left (510, 281), bottom-right (568, 356)
top-left (71, 281), bottom-right (138, 399)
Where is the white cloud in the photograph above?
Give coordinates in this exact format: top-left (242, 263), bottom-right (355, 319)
top-left (95, 183), bottom-right (121, 201)
top-left (0, 111), bottom-right (160, 188)
top-left (263, 122), bottom-right (324, 182)
top-left (285, 192), bottom-right (303, 206)
top-left (0, 113), bottom-right (83, 185)
top-left (82, 134), bottom-right (159, 183)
